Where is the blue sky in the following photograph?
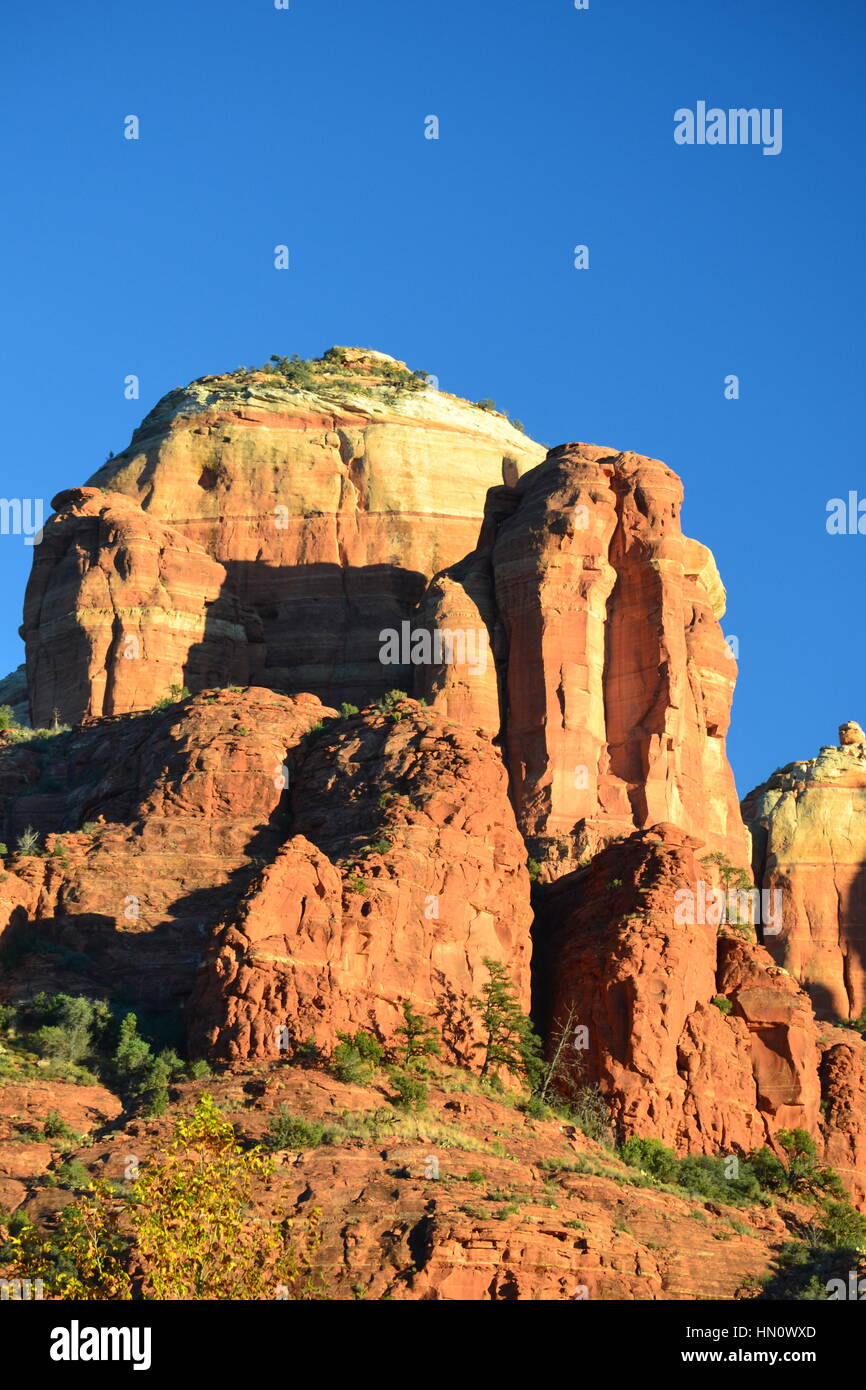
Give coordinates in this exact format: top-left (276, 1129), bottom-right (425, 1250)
top-left (1, 0), bottom-right (863, 794)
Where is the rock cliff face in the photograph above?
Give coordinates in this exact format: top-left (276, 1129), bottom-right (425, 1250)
top-left (188, 699), bottom-right (532, 1064)
top-left (743, 735), bottom-right (866, 1023)
top-left (538, 828), bottom-right (818, 1149)
top-left (25, 350), bottom-right (544, 725)
top-left (24, 488), bottom-right (250, 727)
top-left (418, 443), bottom-right (748, 871)
top-left (0, 666), bottom-right (29, 727)
top-left (0, 688), bottom-right (332, 1010)
top-left (23, 361), bottom-right (746, 878)
top-left (6, 349), bottom-right (866, 1294)
top-left (0, 690), bottom-right (530, 1064)
top-left (537, 824), bottom-right (866, 1200)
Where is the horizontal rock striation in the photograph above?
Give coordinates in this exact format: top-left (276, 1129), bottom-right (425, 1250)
top-left (21, 351), bottom-right (542, 722)
top-left (743, 735), bottom-right (866, 1022)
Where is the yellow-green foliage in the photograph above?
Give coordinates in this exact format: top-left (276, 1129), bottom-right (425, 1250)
top-left (6, 1094), bottom-right (323, 1300)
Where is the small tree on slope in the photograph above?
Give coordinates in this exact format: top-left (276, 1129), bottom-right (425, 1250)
top-left (470, 958), bottom-right (543, 1086)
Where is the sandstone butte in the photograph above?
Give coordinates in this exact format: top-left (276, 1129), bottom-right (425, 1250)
top-left (1, 347), bottom-right (865, 1301)
top-left (743, 727), bottom-right (866, 1023)
top-left (24, 348), bottom-right (544, 727)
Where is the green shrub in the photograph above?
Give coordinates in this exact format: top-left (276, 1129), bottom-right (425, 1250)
top-left (264, 1107), bottom-right (334, 1151)
top-left (699, 852), bottom-right (753, 892)
top-left (675, 1154), bottom-right (762, 1206)
top-left (266, 354), bottom-right (319, 389)
top-left (140, 1055), bottom-right (174, 1116)
top-left (619, 1128), bottom-right (845, 1210)
top-left (344, 1031), bottom-right (384, 1064)
top-left (759, 1239), bottom-right (865, 1300)
top-left (293, 1038), bottom-right (324, 1067)
top-left (376, 690), bottom-right (409, 720)
top-left (711, 995), bottom-right (733, 1014)
top-left (359, 837), bottom-right (391, 857)
top-left (20, 994), bottom-right (109, 1065)
top-left (332, 1030), bottom-right (384, 1085)
top-left (113, 1012), bottom-right (152, 1079)
top-left (153, 684), bottom-right (190, 711)
top-left (748, 1145), bottom-right (788, 1191)
top-left (339, 703), bottom-right (360, 719)
top-left (15, 827), bottom-right (40, 856)
top-left (53, 1159), bottom-right (92, 1190)
top-left (388, 1070), bottom-right (428, 1110)
top-left (619, 1136), bottom-right (680, 1184)
top-left (111, 1013), bottom-right (178, 1113)
top-left (775, 1129), bottom-right (844, 1199)
top-left (519, 1094), bottom-right (552, 1120)
top-left (394, 1001), bottom-right (440, 1070)
top-left (819, 1200), bottom-right (866, 1251)
top-left (39, 1110), bottom-right (85, 1145)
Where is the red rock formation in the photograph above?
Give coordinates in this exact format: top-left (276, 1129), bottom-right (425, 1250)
top-left (0, 688), bottom-right (333, 1012)
top-left (743, 737), bottom-right (866, 1022)
top-left (539, 826), bottom-right (826, 1158)
top-left (716, 936), bottom-right (821, 1134)
top-left (23, 488), bottom-right (250, 727)
top-left (9, 351), bottom-right (866, 1250)
top-left (0, 665), bottom-right (29, 727)
top-left (820, 1033), bottom-right (866, 1209)
top-left (188, 699), bottom-right (533, 1064)
top-left (417, 445), bottom-right (748, 873)
top-left (18, 353), bottom-right (540, 720)
top-left (0, 1081), bottom-right (121, 1213)
top-left (1, 1063), bottom-right (823, 1301)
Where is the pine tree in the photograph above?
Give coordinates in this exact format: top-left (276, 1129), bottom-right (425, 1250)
top-left (113, 1013), bottom-right (150, 1076)
top-left (470, 958), bottom-right (543, 1084)
top-left (394, 1001), bottom-right (440, 1069)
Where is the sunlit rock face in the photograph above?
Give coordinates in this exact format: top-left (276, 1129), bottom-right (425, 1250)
top-left (418, 443), bottom-right (749, 870)
top-left (24, 351), bottom-right (544, 724)
top-left (743, 736), bottom-right (866, 1023)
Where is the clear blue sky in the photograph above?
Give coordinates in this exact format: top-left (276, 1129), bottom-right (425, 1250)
top-left (1, 0), bottom-right (863, 795)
